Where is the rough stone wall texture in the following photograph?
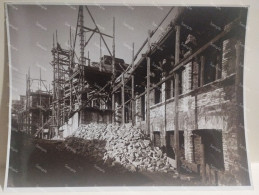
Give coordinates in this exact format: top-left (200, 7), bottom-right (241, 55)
top-left (150, 74), bottom-right (242, 181)
top-left (182, 62), bottom-right (192, 94)
top-left (115, 98), bottom-right (121, 124)
top-left (184, 130), bottom-right (194, 163)
top-left (150, 79), bottom-right (237, 166)
top-left (135, 96), bottom-right (142, 124)
top-left (193, 134), bottom-right (202, 165)
top-left (192, 61), bottom-right (199, 89)
top-left (222, 38), bottom-right (237, 79)
top-left (136, 37), bottom-right (247, 184)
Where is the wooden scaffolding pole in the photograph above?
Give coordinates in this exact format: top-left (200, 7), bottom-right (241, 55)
top-left (121, 74), bottom-right (125, 125)
top-left (28, 68), bottom-right (31, 134)
top-left (131, 42), bottom-right (135, 125)
top-left (79, 6), bottom-right (85, 66)
top-left (200, 55), bottom-right (205, 87)
top-left (146, 30), bottom-right (151, 135)
top-left (174, 25), bottom-right (180, 173)
top-left (112, 17), bottom-right (115, 123)
top-left (131, 75), bottom-right (135, 125)
top-left (26, 73), bottom-right (28, 134)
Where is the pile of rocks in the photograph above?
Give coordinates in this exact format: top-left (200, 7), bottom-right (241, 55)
top-left (68, 123), bottom-right (175, 173)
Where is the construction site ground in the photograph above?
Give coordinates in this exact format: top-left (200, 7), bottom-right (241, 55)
top-left (7, 130), bottom-right (202, 187)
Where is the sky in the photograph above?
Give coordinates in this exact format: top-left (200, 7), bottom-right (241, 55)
top-left (7, 4), bottom-right (176, 100)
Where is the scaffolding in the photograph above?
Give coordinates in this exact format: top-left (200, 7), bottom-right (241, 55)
top-left (49, 5), bottom-right (116, 137)
top-left (21, 68), bottom-right (52, 137)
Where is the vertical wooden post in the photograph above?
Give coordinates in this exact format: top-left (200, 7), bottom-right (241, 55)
top-left (70, 79), bottom-right (72, 113)
top-left (26, 73), bottom-right (28, 134)
top-left (79, 6), bottom-right (85, 66)
top-left (41, 114), bottom-right (44, 139)
top-left (164, 80), bottom-right (167, 147)
top-left (112, 93), bottom-right (115, 123)
top-left (170, 77), bottom-right (174, 98)
top-left (28, 68), bottom-right (31, 134)
top-left (57, 52), bottom-right (60, 129)
top-left (146, 30), bottom-right (151, 135)
top-left (69, 29), bottom-right (72, 113)
top-left (175, 25), bottom-right (180, 64)
top-left (121, 74), bottom-right (125, 125)
top-left (131, 75), bottom-right (135, 125)
top-left (174, 25), bottom-right (180, 173)
top-left (174, 73), bottom-right (180, 173)
top-left (112, 17), bottom-right (115, 123)
top-left (131, 42), bottom-right (135, 125)
top-left (99, 34), bottom-right (102, 71)
top-left (200, 56), bottom-right (205, 87)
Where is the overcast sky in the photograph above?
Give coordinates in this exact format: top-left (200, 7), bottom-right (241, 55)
top-left (7, 4), bottom-right (176, 100)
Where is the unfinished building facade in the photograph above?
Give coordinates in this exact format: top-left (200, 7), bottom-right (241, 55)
top-left (112, 7), bottom-right (249, 185)
top-left (15, 70), bottom-right (52, 138)
top-left (48, 6), bottom-right (127, 138)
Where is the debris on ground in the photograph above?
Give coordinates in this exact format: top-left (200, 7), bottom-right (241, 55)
top-left (62, 123), bottom-right (175, 173)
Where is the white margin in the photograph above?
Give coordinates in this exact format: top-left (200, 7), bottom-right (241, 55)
top-left (3, 1), bottom-right (254, 192)
top-left (242, 4), bottom-right (253, 189)
top-left (4, 2), bottom-right (13, 191)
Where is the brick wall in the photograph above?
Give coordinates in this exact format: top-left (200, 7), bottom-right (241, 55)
top-left (136, 37), bottom-right (247, 183)
top-left (149, 75), bottom-right (239, 173)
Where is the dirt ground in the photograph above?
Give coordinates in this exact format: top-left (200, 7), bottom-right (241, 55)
top-left (7, 130), bottom-right (201, 187)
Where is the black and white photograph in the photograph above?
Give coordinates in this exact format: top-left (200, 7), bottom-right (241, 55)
top-left (5, 3), bottom-right (250, 188)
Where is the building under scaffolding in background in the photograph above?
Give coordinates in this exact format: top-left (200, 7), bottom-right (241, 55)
top-left (12, 6), bottom-right (249, 185)
top-left (12, 69), bottom-right (52, 138)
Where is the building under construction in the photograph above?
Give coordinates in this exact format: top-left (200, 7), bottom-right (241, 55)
top-left (12, 6), bottom-right (249, 185)
top-left (12, 70), bottom-right (52, 138)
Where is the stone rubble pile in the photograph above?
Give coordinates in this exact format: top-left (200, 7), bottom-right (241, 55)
top-left (68, 123), bottom-right (175, 173)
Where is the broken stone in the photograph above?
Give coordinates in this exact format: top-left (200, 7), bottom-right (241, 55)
top-left (69, 123), bottom-right (175, 173)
